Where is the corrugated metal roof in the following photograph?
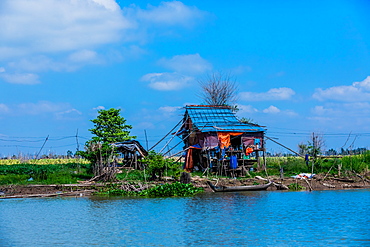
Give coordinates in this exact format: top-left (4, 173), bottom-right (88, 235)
top-left (185, 105), bottom-right (265, 133)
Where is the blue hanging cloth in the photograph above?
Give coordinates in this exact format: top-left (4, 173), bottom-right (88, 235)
top-left (229, 155), bottom-right (238, 169)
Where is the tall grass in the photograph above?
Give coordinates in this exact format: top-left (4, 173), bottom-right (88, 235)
top-left (0, 158), bottom-right (89, 165)
top-left (266, 156), bottom-right (307, 175)
top-left (0, 161), bottom-right (92, 185)
top-left (341, 151), bottom-right (370, 173)
top-left (266, 152), bottom-right (370, 176)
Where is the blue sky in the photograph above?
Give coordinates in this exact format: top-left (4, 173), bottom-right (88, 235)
top-left (0, 0), bottom-right (370, 156)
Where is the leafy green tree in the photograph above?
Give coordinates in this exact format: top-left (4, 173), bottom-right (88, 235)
top-left (89, 108), bottom-right (134, 143)
top-left (77, 108), bottom-right (136, 179)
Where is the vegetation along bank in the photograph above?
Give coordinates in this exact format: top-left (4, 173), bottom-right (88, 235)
top-left (1, 153), bottom-right (369, 199)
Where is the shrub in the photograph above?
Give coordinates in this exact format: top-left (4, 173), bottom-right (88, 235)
top-left (142, 151), bottom-right (181, 180)
top-left (139, 182), bottom-right (204, 197)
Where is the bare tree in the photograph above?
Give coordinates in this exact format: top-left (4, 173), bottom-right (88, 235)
top-left (309, 132), bottom-right (325, 160)
top-left (198, 72), bottom-right (238, 106)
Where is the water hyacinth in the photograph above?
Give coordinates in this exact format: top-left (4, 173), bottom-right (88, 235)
top-left (139, 182), bottom-right (204, 197)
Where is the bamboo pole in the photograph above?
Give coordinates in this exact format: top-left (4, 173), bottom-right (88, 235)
top-left (149, 118), bottom-right (183, 151)
top-left (265, 136), bottom-right (304, 158)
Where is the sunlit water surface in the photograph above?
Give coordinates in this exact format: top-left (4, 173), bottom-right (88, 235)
top-left (1, 189), bottom-right (369, 246)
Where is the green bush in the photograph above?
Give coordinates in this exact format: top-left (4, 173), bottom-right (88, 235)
top-left (139, 182), bottom-right (204, 197)
top-left (96, 182), bottom-right (204, 197)
top-left (142, 151), bottom-right (181, 179)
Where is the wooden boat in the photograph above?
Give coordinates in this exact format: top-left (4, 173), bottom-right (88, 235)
top-left (207, 181), bottom-right (272, 192)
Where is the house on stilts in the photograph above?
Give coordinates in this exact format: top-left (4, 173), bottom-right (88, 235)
top-left (111, 140), bottom-right (148, 169)
top-left (180, 105), bottom-right (266, 176)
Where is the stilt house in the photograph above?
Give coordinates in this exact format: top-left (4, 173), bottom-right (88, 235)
top-left (181, 105), bottom-right (266, 175)
top-left (111, 140), bottom-right (148, 169)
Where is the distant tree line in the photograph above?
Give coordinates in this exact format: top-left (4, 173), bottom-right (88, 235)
top-left (325, 147), bottom-right (368, 156)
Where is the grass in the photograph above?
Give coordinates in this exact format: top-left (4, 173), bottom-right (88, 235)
top-left (0, 162), bottom-right (92, 185)
top-left (266, 152), bottom-right (370, 176)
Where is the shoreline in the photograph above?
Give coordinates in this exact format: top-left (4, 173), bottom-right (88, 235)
top-left (1, 174), bottom-right (369, 199)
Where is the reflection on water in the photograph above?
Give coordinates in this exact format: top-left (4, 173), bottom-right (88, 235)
top-left (0, 189), bottom-right (369, 246)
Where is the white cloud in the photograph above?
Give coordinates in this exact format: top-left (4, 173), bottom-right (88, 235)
top-left (311, 105), bottom-right (336, 115)
top-left (68, 50), bottom-right (99, 63)
top-left (93, 106), bottom-right (106, 111)
top-left (158, 106), bottom-right (181, 113)
top-left (158, 106), bottom-right (181, 119)
top-left (307, 102), bottom-right (370, 133)
top-left (353, 76), bottom-right (370, 90)
top-left (263, 105), bottom-right (281, 114)
top-left (261, 105), bottom-right (297, 116)
top-left (158, 54), bottom-right (212, 74)
top-left (0, 73), bottom-right (40, 85)
top-left (142, 72), bottom-right (192, 91)
top-left (55, 108), bottom-right (82, 120)
top-left (0, 1), bottom-right (207, 84)
top-left (6, 50), bottom-right (102, 74)
top-left (17, 101), bottom-right (71, 115)
top-left (313, 76), bottom-right (370, 102)
top-left (0, 104), bottom-right (9, 114)
top-left (239, 87), bottom-right (296, 101)
top-left (0, 0), bottom-right (131, 84)
top-left (133, 1), bottom-right (206, 27)
top-left (308, 102), bottom-right (370, 133)
top-left (0, 0), bottom-right (129, 58)
top-left (7, 56), bottom-right (74, 72)
top-left (312, 102), bottom-right (370, 117)
top-left (92, 0), bottom-right (120, 11)
top-left (0, 0), bottom-right (210, 85)
top-left (237, 104), bottom-right (258, 114)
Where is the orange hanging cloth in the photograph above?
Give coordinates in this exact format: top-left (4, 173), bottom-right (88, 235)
top-left (217, 132), bottom-right (243, 149)
top-left (245, 147), bottom-right (254, 155)
top-left (184, 149), bottom-right (194, 172)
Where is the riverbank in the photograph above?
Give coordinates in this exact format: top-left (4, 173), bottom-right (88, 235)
top-left (1, 173), bottom-right (369, 199)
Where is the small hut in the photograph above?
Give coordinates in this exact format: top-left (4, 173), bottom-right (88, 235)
top-left (181, 105), bottom-right (266, 175)
top-left (111, 140), bottom-right (148, 169)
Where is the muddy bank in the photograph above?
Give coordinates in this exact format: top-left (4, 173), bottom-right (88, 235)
top-left (1, 174), bottom-right (369, 199)
top-left (193, 174), bottom-right (370, 192)
top-left (0, 183), bottom-right (106, 199)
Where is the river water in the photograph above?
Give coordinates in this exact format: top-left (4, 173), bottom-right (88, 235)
top-left (1, 189), bottom-right (369, 246)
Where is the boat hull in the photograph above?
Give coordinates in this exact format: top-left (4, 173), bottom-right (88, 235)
top-left (207, 181), bottom-right (272, 192)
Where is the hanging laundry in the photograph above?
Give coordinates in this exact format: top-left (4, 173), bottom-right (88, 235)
top-left (218, 132), bottom-right (243, 149)
top-left (245, 147), bottom-right (254, 155)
